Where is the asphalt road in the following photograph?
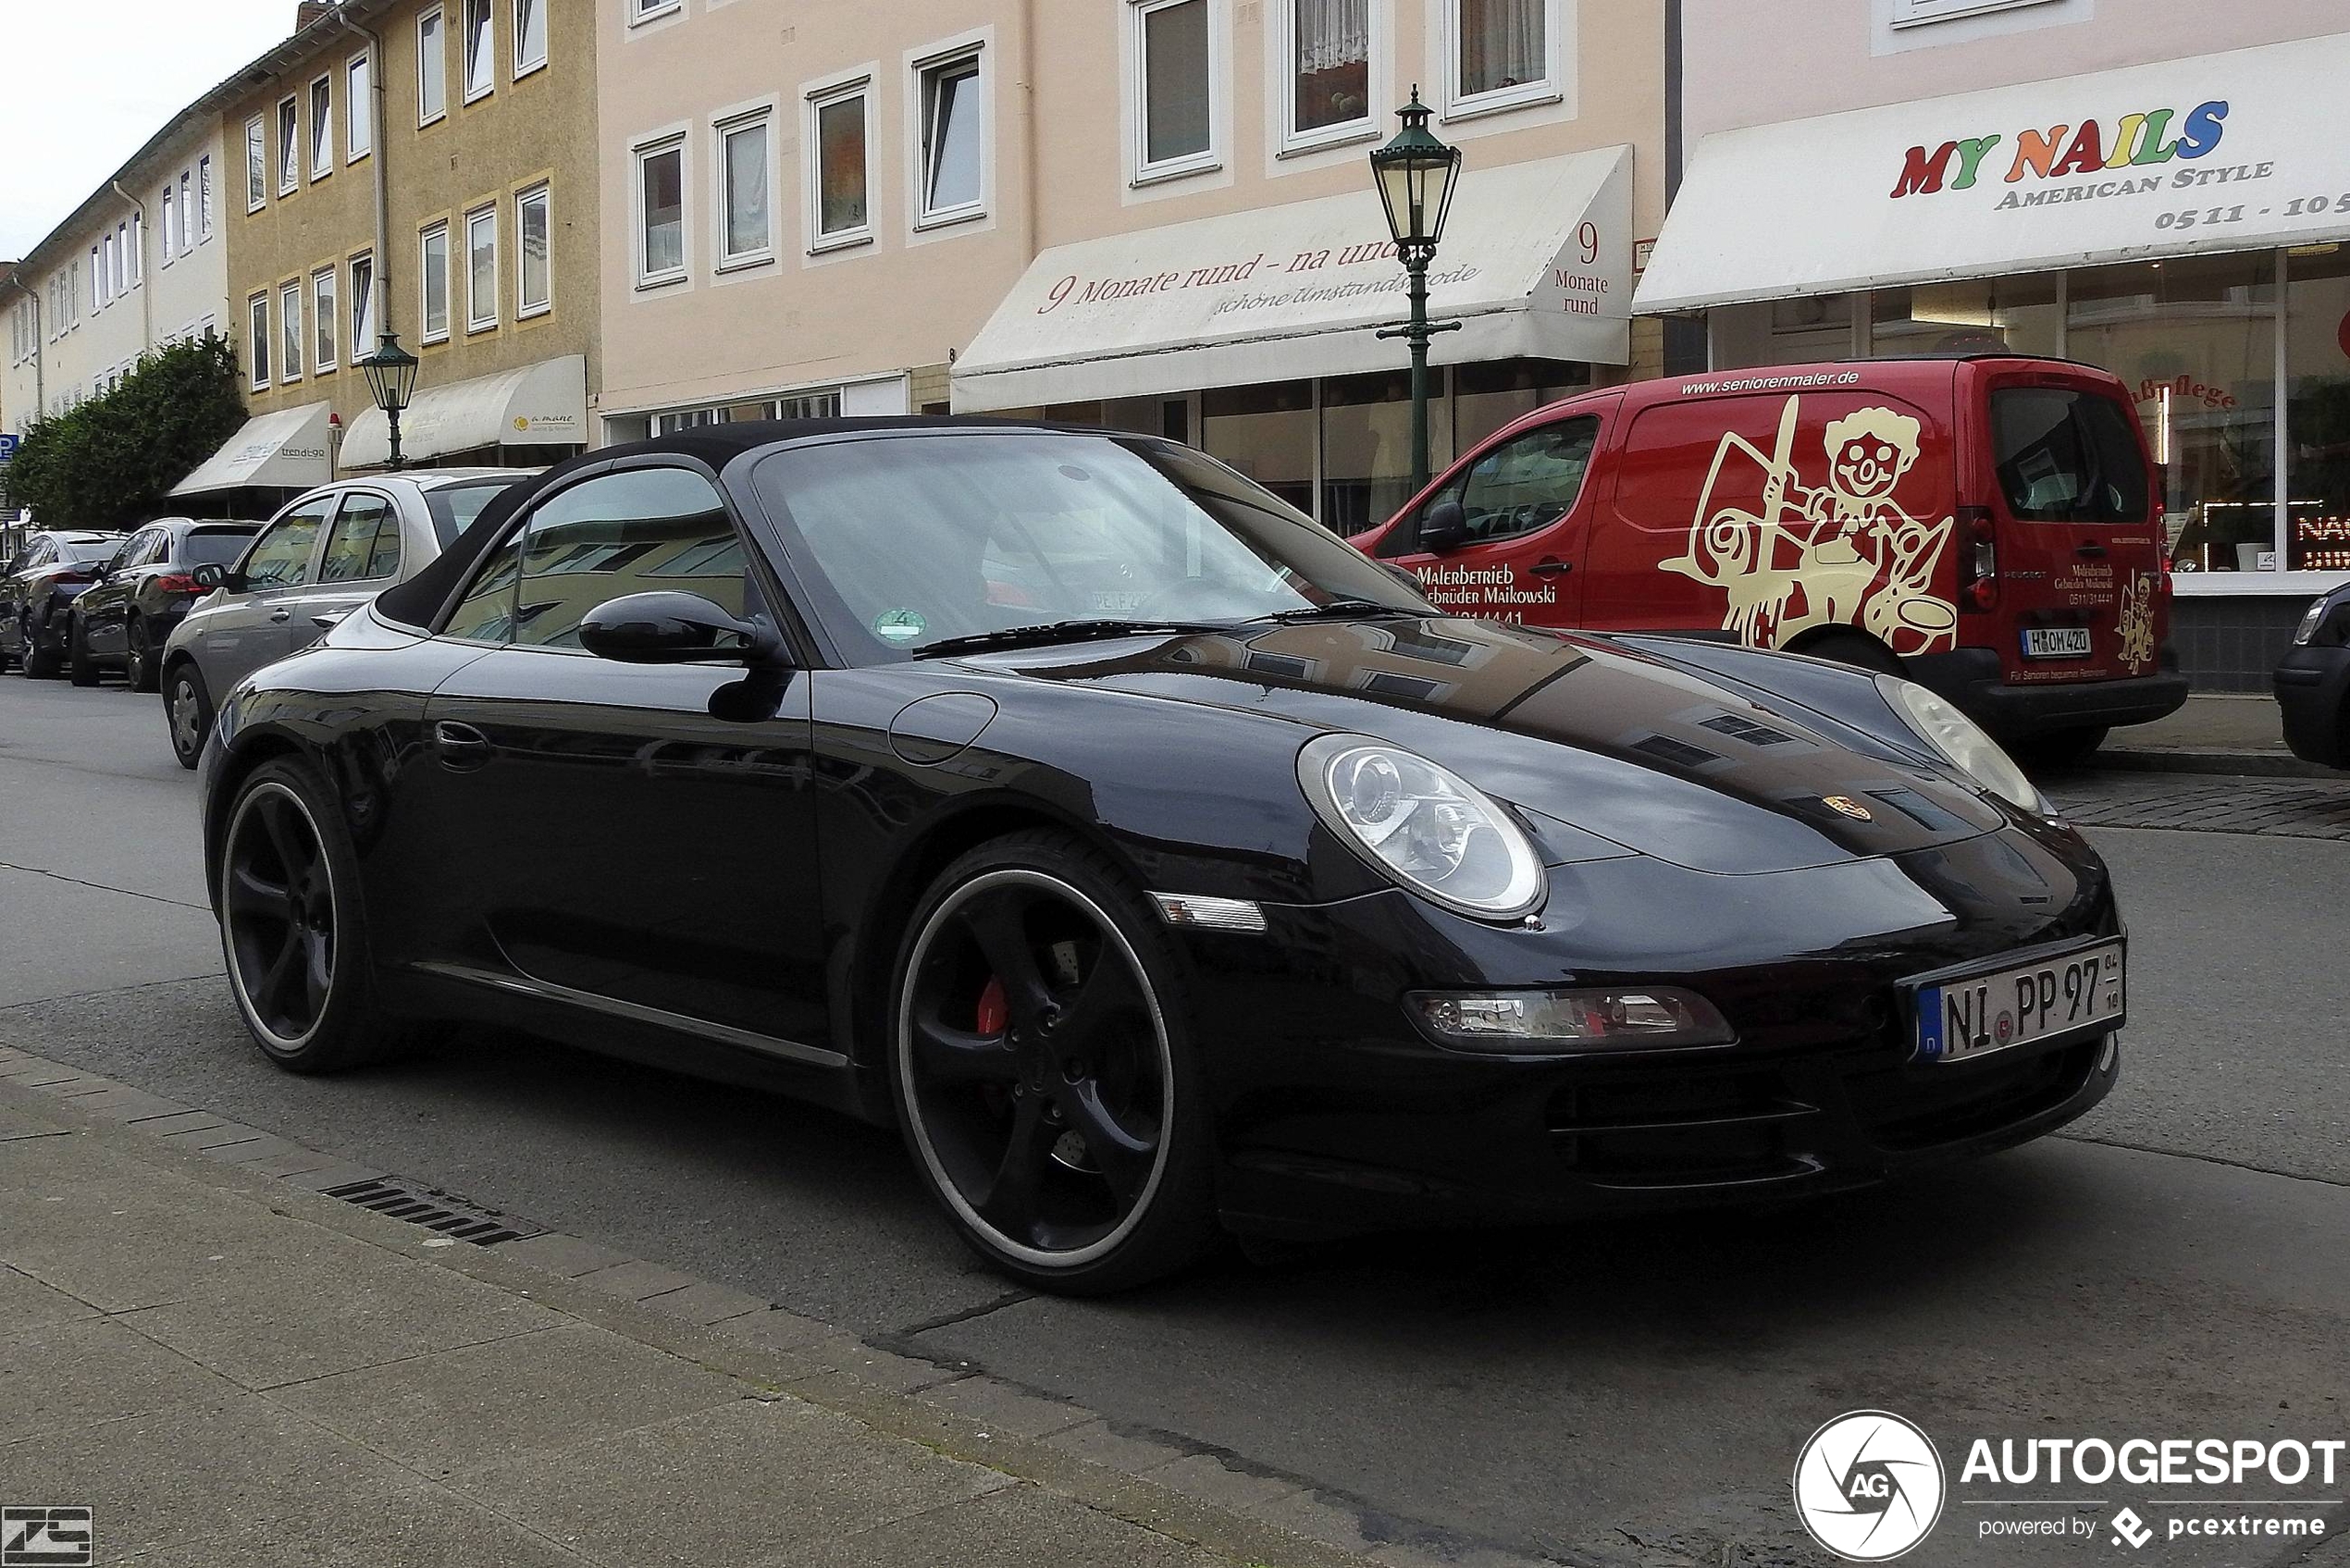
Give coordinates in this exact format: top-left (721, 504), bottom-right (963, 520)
top-left (4, 672), bottom-right (2346, 1567)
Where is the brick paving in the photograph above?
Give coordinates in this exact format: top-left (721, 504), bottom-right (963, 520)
top-left (2047, 771), bottom-right (2350, 838)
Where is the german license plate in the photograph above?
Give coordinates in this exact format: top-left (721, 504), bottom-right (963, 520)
top-left (2022, 626), bottom-right (2093, 659)
top-left (1911, 939), bottom-right (2125, 1063)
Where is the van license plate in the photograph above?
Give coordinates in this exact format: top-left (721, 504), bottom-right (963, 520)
top-left (2022, 627), bottom-right (2093, 659)
top-left (1912, 940), bottom-right (2124, 1063)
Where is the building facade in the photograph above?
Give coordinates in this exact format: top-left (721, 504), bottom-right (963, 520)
top-left (213, 0), bottom-right (600, 488)
top-left (598, 0), bottom-right (1667, 534)
top-left (1639, 0), bottom-right (2350, 687)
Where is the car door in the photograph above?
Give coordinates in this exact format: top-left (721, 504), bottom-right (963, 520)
top-left (198, 497), bottom-right (333, 690)
top-left (413, 462), bottom-right (831, 1054)
top-left (1379, 414), bottom-right (1604, 626)
top-left (303, 488), bottom-right (405, 638)
top-left (80, 528), bottom-right (156, 658)
top-left (1, 539), bottom-right (52, 650)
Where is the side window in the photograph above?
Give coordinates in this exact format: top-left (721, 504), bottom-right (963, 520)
top-left (1450, 418), bottom-right (1601, 546)
top-left (318, 492), bottom-right (402, 583)
top-left (240, 501), bottom-right (331, 589)
top-left (513, 467), bottom-right (746, 650)
top-left (19, 540), bottom-right (53, 571)
top-left (106, 532), bottom-right (149, 574)
top-left (443, 533), bottom-right (524, 643)
top-left (136, 530), bottom-right (172, 568)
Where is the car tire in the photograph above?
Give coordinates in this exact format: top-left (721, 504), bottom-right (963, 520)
top-left (1800, 632), bottom-right (1905, 677)
top-left (216, 758), bottom-right (416, 1074)
top-left (164, 662), bottom-right (213, 771)
top-left (890, 829), bottom-right (1218, 1293)
top-left (20, 611), bottom-right (60, 679)
top-left (126, 617), bottom-right (160, 693)
top-left (2017, 725), bottom-right (2109, 768)
top-left (67, 616), bottom-right (99, 686)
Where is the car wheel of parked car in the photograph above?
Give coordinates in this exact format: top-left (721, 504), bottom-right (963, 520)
top-left (891, 831), bottom-right (1217, 1293)
top-left (19, 611), bottom-right (60, 679)
top-left (165, 663), bottom-right (213, 770)
top-left (218, 759), bottom-right (413, 1073)
top-left (2018, 725), bottom-right (2109, 768)
top-left (67, 616), bottom-right (99, 687)
top-left (125, 617), bottom-right (160, 693)
top-left (1800, 632), bottom-right (1905, 677)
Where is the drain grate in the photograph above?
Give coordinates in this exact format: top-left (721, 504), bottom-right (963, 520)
top-left (323, 1178), bottom-right (546, 1246)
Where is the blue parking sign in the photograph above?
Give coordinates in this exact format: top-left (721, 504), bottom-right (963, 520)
top-left (0, 434), bottom-right (19, 463)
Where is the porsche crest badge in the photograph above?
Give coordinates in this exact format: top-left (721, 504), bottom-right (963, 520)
top-left (1822, 796), bottom-right (1874, 822)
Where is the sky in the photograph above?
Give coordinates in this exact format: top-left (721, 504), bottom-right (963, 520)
top-left (0, 0), bottom-right (299, 259)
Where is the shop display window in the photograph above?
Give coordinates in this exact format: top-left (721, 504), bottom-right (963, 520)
top-left (2284, 245), bottom-right (2350, 571)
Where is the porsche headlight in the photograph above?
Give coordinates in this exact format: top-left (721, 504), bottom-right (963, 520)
top-left (1298, 735), bottom-right (1545, 920)
top-left (1874, 675), bottom-right (2043, 813)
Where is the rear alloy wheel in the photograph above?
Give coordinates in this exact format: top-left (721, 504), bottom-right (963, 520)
top-left (19, 611), bottom-right (59, 679)
top-left (165, 664), bottom-right (213, 770)
top-left (893, 833), bottom-right (1216, 1292)
top-left (126, 617), bottom-right (160, 692)
top-left (67, 616), bottom-right (99, 686)
top-left (217, 759), bottom-right (412, 1072)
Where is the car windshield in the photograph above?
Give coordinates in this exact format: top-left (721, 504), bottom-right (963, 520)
top-left (750, 432), bottom-right (1430, 662)
top-left (427, 481), bottom-right (520, 548)
top-left (183, 527), bottom-right (261, 567)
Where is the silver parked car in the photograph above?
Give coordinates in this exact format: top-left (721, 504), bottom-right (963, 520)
top-left (161, 470), bottom-right (530, 767)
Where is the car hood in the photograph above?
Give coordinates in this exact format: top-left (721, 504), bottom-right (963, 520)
top-left (954, 617), bottom-right (2012, 875)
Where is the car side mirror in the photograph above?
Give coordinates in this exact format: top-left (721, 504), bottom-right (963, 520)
top-left (578, 591), bottom-right (783, 665)
top-left (192, 562), bottom-right (239, 592)
top-left (1417, 498), bottom-right (1469, 554)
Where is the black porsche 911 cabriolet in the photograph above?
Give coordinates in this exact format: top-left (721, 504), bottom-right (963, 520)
top-left (199, 418), bottom-right (2125, 1291)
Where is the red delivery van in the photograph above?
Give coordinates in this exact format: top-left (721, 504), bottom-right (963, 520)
top-left (1359, 355), bottom-right (2188, 754)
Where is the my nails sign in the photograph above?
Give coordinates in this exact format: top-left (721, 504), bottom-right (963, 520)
top-left (1889, 101), bottom-right (2229, 199)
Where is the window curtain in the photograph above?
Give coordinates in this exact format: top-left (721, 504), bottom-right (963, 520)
top-left (1293, 0), bottom-right (1369, 130)
top-left (1458, 0), bottom-right (1544, 97)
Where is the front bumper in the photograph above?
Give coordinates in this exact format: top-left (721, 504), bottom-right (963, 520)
top-left (1176, 824), bottom-right (2121, 1239)
top-left (2274, 645), bottom-right (2350, 768)
top-left (1908, 645), bottom-right (2188, 740)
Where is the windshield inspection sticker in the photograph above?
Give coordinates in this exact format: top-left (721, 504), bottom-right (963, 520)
top-left (873, 609), bottom-right (928, 644)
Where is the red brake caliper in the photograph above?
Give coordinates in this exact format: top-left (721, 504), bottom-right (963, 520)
top-left (975, 976), bottom-right (1008, 1038)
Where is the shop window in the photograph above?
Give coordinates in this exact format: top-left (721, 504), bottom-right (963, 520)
top-left (1134, 0), bottom-right (1213, 178)
top-left (517, 185), bottom-right (552, 316)
top-left (2281, 245), bottom-right (2350, 569)
top-left (635, 138), bottom-right (686, 283)
top-left (1283, 0), bottom-right (1374, 149)
top-left (2069, 253), bottom-right (2275, 574)
top-left (1321, 368), bottom-right (1450, 536)
top-left (1872, 274), bottom-right (2059, 358)
top-left (420, 224), bottom-right (451, 341)
top-left (417, 8), bottom-right (447, 124)
top-left (916, 48), bottom-right (985, 225)
top-left (1203, 381), bottom-right (1315, 517)
top-left (808, 82), bottom-right (871, 248)
top-left (1453, 358), bottom-right (1589, 451)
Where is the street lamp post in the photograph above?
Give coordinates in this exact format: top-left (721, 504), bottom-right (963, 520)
top-left (355, 332), bottom-right (421, 471)
top-left (1370, 87), bottom-right (1463, 498)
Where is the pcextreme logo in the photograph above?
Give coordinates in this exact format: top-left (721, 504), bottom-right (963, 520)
top-left (1889, 100), bottom-right (2228, 199)
top-left (1794, 1410), bottom-right (1948, 1562)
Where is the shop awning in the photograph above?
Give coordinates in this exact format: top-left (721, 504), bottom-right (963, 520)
top-left (952, 147), bottom-right (1633, 411)
top-left (1636, 31), bottom-right (2350, 315)
top-left (340, 353), bottom-right (586, 469)
top-left (168, 401), bottom-right (334, 495)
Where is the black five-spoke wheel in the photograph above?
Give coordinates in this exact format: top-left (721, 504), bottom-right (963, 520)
top-left (223, 781), bottom-right (338, 1049)
top-left (895, 834), bottom-right (1212, 1290)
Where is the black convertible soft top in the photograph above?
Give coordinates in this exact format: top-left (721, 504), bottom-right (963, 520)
top-left (371, 415), bottom-right (1052, 633)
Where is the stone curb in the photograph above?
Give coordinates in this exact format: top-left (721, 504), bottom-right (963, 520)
top-left (2086, 746), bottom-right (2339, 780)
top-left (0, 1040), bottom-right (1586, 1568)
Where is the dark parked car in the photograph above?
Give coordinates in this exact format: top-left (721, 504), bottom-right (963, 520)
top-left (199, 420), bottom-right (2126, 1292)
top-left (2275, 585), bottom-right (2350, 766)
top-left (1, 529), bottom-right (127, 678)
top-left (65, 518), bottom-right (264, 690)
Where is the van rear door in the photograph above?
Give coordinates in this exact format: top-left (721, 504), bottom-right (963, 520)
top-left (1973, 368), bottom-right (2167, 685)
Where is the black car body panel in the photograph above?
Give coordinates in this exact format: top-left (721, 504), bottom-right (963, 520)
top-left (200, 422), bottom-right (2123, 1243)
top-left (2276, 585), bottom-right (2350, 769)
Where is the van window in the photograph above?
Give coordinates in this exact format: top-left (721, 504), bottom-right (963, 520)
top-left (1405, 417), bottom-right (1599, 552)
top-left (1990, 389), bottom-right (2147, 525)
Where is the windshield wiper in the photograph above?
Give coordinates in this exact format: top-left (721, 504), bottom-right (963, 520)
top-left (909, 619), bottom-right (1225, 658)
top-left (1243, 599), bottom-right (1441, 625)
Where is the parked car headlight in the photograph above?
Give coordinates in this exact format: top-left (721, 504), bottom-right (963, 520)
top-left (2294, 595), bottom-right (2331, 647)
top-left (1298, 735), bottom-right (1545, 920)
top-left (1874, 675), bottom-right (2043, 813)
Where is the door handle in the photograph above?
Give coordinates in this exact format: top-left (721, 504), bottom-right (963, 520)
top-left (2075, 542), bottom-right (2108, 558)
top-left (1529, 558), bottom-right (1574, 576)
top-left (268, 608), bottom-right (292, 623)
top-left (432, 721), bottom-right (494, 769)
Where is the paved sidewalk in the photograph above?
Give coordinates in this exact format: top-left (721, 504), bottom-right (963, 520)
top-left (2096, 692), bottom-right (2328, 777)
top-left (0, 1080), bottom-right (1375, 1568)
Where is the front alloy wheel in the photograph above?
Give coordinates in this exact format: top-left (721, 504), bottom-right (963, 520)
top-left (166, 665), bottom-right (211, 769)
top-left (894, 833), bottom-right (1214, 1291)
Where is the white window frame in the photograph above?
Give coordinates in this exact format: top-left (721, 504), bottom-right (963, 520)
top-left (515, 182), bottom-right (552, 316)
top-left (1891, 0), bottom-right (2058, 25)
top-left (419, 223), bottom-right (451, 343)
top-left (160, 189), bottom-right (178, 267)
top-left (97, 239), bottom-right (112, 308)
top-left (279, 280), bottom-right (303, 381)
top-left (417, 7), bottom-right (448, 126)
top-left (347, 52), bottom-right (373, 161)
top-left (462, 0), bottom-right (496, 104)
top-left (313, 265), bottom-right (339, 372)
top-left (199, 156), bottom-right (215, 238)
top-left (178, 172), bottom-right (193, 255)
top-left (278, 95), bottom-right (301, 194)
top-left (513, 0), bottom-right (548, 77)
top-left (802, 74), bottom-right (873, 253)
top-left (909, 40), bottom-right (989, 230)
top-left (629, 0), bottom-right (684, 26)
top-left (632, 132), bottom-right (689, 286)
top-left (1438, 0), bottom-right (1565, 121)
top-left (1127, 0), bottom-right (1224, 187)
top-left (350, 252), bottom-right (377, 352)
top-left (713, 109), bottom-right (775, 271)
top-left (1273, 0), bottom-right (1385, 155)
top-left (130, 214), bottom-right (143, 284)
top-left (464, 204), bottom-right (499, 331)
top-left (310, 74), bottom-right (334, 178)
top-left (246, 117), bottom-right (267, 210)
